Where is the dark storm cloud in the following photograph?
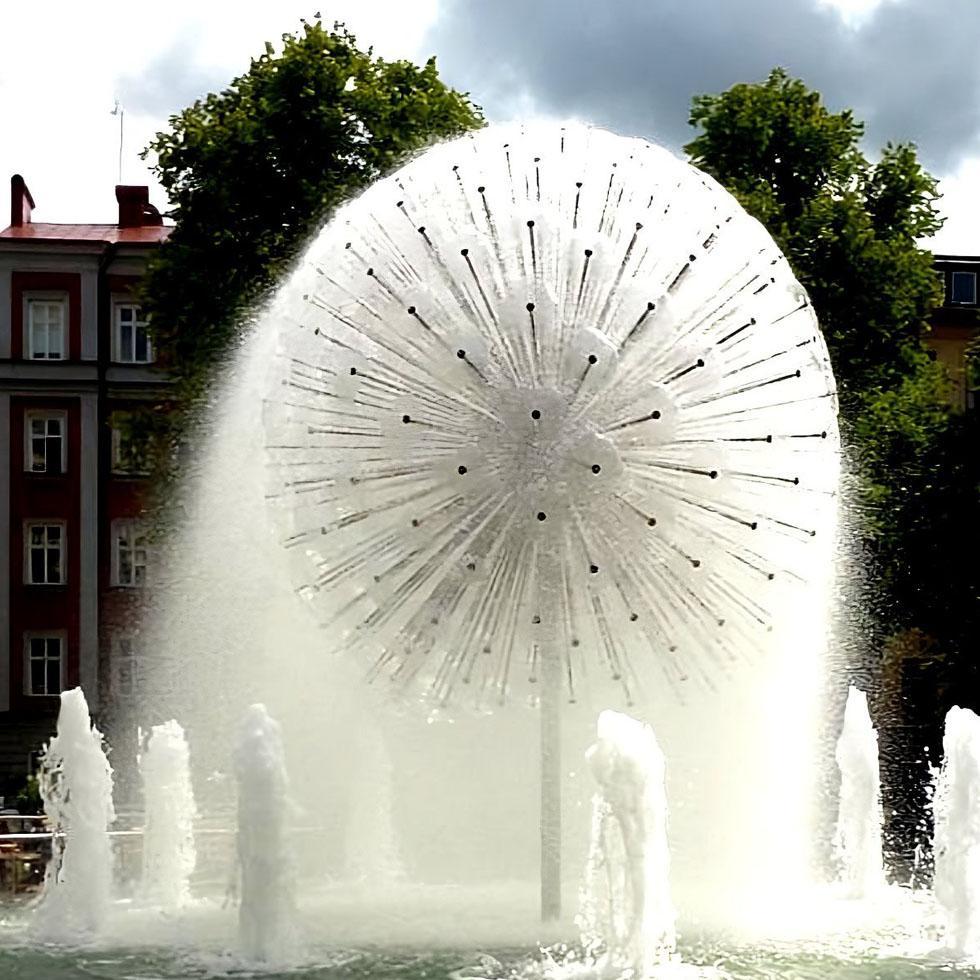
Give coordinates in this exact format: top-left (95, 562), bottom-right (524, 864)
top-left (116, 38), bottom-right (230, 118)
top-left (427, 0), bottom-right (980, 172)
top-left (852, 0), bottom-right (980, 166)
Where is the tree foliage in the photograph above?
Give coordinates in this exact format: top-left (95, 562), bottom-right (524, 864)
top-left (687, 69), bottom-right (944, 403)
top-left (140, 18), bottom-right (483, 416)
top-left (685, 69), bottom-right (975, 673)
top-left (887, 410), bottom-right (980, 666)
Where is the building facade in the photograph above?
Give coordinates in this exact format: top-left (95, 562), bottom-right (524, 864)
top-left (929, 254), bottom-right (980, 411)
top-left (0, 175), bottom-right (170, 791)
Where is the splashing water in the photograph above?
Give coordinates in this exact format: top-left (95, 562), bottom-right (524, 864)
top-left (833, 686), bottom-right (885, 898)
top-left (933, 706), bottom-right (980, 956)
top-left (33, 687), bottom-right (115, 942)
top-left (579, 710), bottom-right (676, 974)
top-left (234, 703), bottom-right (297, 963)
top-left (139, 719), bottom-right (197, 909)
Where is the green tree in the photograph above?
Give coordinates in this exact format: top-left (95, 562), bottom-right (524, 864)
top-left (140, 18), bottom-right (483, 442)
top-left (890, 410), bottom-right (980, 669)
top-left (685, 69), bottom-right (968, 668)
top-left (686, 69), bottom-right (944, 402)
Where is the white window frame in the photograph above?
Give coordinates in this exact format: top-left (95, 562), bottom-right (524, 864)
top-left (24, 633), bottom-right (65, 697)
top-left (25, 293), bottom-right (68, 360)
top-left (24, 410), bottom-right (68, 474)
top-left (951, 271), bottom-right (977, 305)
top-left (111, 519), bottom-right (149, 588)
top-left (112, 635), bottom-right (139, 699)
top-left (24, 521), bottom-right (66, 586)
top-left (112, 302), bottom-right (153, 364)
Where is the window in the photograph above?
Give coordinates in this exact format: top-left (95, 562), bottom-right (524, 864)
top-left (952, 271), bottom-right (977, 305)
top-left (112, 520), bottom-right (149, 587)
top-left (114, 304), bottom-right (153, 364)
top-left (25, 412), bottom-right (67, 474)
top-left (113, 636), bottom-right (139, 698)
top-left (25, 523), bottom-right (65, 585)
top-left (27, 297), bottom-right (67, 359)
top-left (25, 635), bottom-right (63, 696)
top-left (110, 417), bottom-right (150, 475)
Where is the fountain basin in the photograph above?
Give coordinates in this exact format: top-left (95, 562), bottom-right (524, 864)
top-left (0, 881), bottom-right (972, 979)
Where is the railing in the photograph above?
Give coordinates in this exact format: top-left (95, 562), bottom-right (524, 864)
top-left (0, 817), bottom-right (49, 894)
top-left (0, 823), bottom-right (332, 896)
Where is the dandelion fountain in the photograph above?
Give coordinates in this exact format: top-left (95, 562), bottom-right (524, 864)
top-left (262, 119), bottom-right (841, 927)
top-left (3, 122), bottom-right (975, 979)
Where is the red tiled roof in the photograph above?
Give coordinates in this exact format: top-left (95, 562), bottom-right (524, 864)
top-left (0, 222), bottom-right (171, 244)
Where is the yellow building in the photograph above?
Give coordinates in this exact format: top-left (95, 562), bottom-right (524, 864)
top-left (928, 255), bottom-right (979, 411)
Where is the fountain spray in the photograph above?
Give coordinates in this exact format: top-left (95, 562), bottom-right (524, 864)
top-left (580, 709), bottom-right (676, 975)
top-left (139, 719), bottom-right (197, 908)
top-left (833, 686), bottom-right (886, 897)
top-left (933, 705), bottom-right (980, 956)
top-left (33, 687), bottom-right (114, 941)
top-left (234, 703), bottom-right (296, 962)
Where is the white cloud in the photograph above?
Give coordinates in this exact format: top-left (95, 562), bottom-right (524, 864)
top-left (2, 1), bottom-right (976, 260)
top-left (931, 156), bottom-right (980, 255)
top-left (0, 1), bottom-right (438, 224)
top-left (816, 0), bottom-right (899, 28)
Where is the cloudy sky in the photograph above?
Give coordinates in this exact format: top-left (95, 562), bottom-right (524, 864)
top-left (1, 0), bottom-right (976, 251)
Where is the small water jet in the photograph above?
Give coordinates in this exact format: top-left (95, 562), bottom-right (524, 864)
top-left (833, 686), bottom-right (885, 898)
top-left (139, 719), bottom-right (197, 909)
top-left (932, 705), bottom-right (980, 957)
top-left (33, 687), bottom-right (114, 942)
top-left (343, 724), bottom-right (403, 886)
top-left (234, 703), bottom-right (296, 962)
top-left (579, 710), bottom-right (676, 975)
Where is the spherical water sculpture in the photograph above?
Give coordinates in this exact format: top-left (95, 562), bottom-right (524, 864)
top-left (265, 121), bottom-right (840, 918)
top-left (264, 121), bottom-right (839, 709)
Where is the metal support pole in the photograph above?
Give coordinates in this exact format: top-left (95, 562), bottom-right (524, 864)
top-left (540, 635), bottom-right (562, 921)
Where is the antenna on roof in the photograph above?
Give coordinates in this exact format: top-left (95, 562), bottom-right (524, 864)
top-left (111, 101), bottom-right (125, 184)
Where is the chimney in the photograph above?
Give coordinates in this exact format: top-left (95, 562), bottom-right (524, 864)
top-left (115, 185), bottom-right (163, 228)
top-left (10, 175), bottom-right (34, 227)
